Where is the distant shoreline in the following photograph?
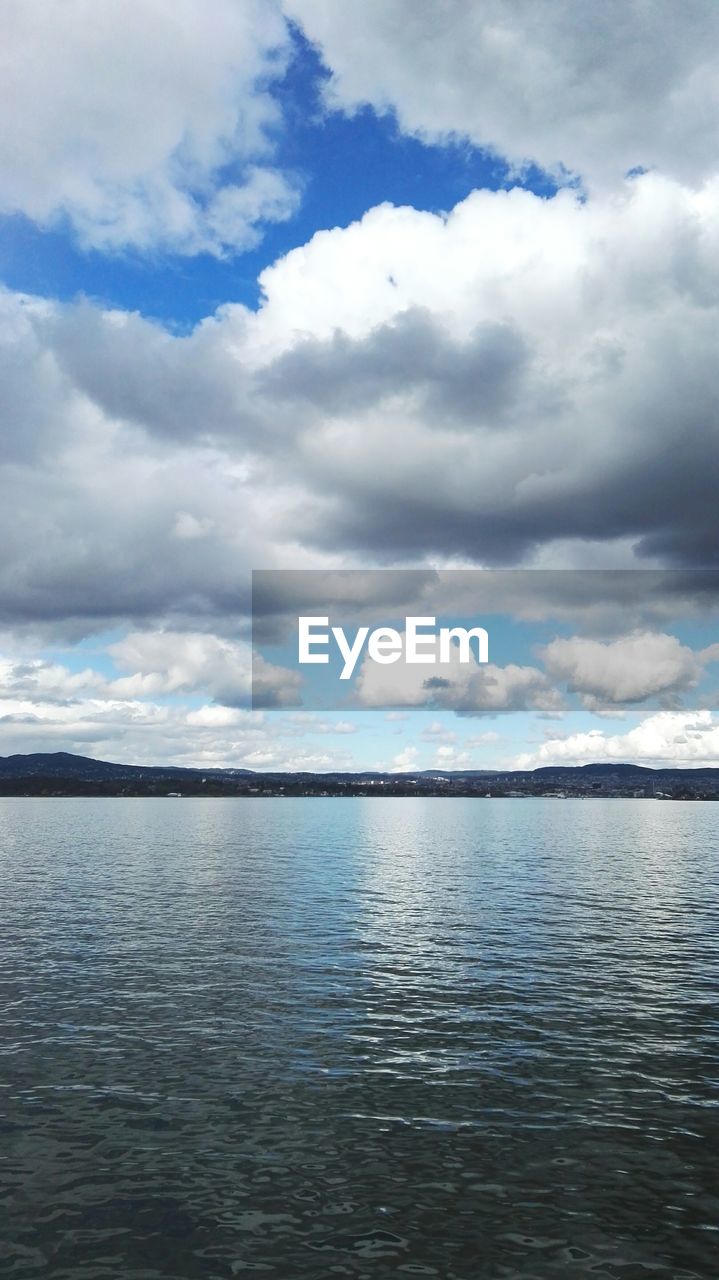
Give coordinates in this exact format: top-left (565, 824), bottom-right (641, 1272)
top-left (2, 753), bottom-right (719, 801)
top-left (1, 792), bottom-right (714, 801)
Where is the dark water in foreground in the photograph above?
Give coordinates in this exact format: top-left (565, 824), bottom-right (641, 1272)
top-left (1, 797), bottom-right (718, 1279)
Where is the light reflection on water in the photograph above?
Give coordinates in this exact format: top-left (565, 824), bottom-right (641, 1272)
top-left (1, 796), bottom-right (718, 1278)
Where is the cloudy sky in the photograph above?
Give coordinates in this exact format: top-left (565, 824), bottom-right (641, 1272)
top-left (2, 1), bottom-right (719, 772)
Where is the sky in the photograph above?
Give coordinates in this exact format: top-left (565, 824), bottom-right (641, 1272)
top-left (2, 0), bottom-right (719, 772)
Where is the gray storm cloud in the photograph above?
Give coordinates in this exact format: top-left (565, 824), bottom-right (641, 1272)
top-left (2, 7), bottom-right (719, 640)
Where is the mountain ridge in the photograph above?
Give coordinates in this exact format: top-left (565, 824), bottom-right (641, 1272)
top-left (1, 751), bottom-right (718, 787)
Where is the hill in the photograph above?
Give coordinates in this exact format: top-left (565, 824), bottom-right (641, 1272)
top-left (0, 752), bottom-right (718, 798)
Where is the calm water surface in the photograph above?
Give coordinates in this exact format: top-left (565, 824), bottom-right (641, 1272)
top-left (1, 797), bottom-right (718, 1279)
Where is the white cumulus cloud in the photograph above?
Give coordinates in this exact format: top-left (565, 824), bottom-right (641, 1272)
top-left (287, 0), bottom-right (719, 190)
top-left (3, 168), bottom-right (719, 637)
top-left (541, 632), bottom-right (702, 708)
top-left (516, 709), bottom-right (719, 769)
top-left (355, 631), bottom-right (561, 717)
top-left (0, 0), bottom-right (298, 254)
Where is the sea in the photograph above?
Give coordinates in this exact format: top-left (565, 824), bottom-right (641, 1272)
top-left (1, 796), bottom-right (718, 1279)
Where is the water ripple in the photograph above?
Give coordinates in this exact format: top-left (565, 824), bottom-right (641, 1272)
top-left (1, 796), bottom-right (717, 1278)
